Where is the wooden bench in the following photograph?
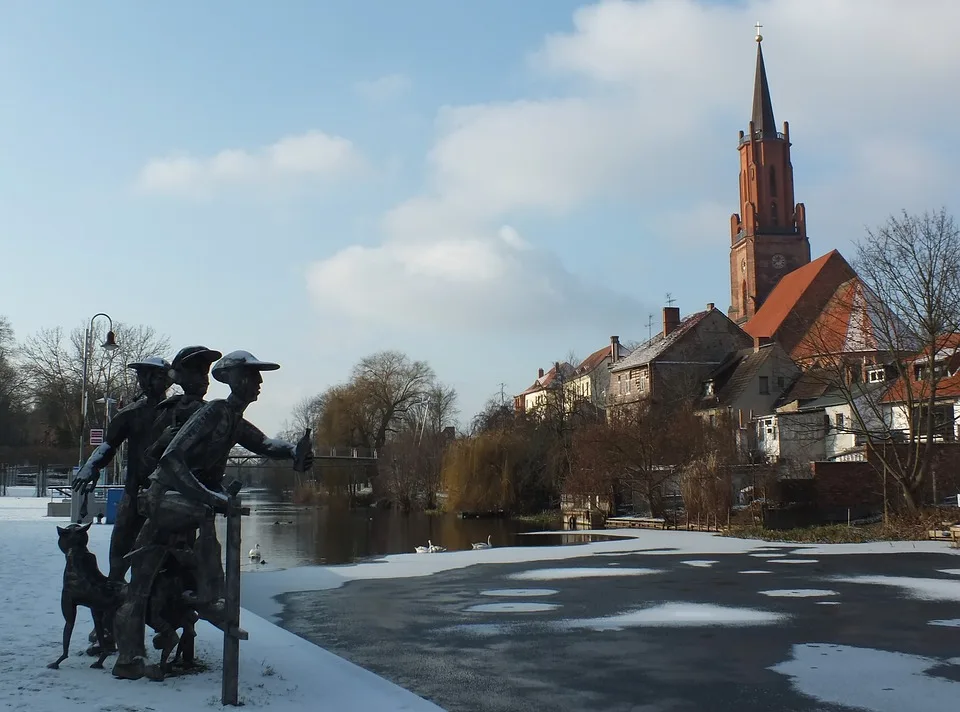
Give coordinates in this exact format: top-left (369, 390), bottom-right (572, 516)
top-left (950, 525), bottom-right (960, 549)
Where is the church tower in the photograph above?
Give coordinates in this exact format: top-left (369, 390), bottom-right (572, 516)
top-left (728, 27), bottom-right (811, 324)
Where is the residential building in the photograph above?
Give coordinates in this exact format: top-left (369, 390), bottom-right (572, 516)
top-left (609, 304), bottom-right (752, 409)
top-left (513, 361), bottom-right (576, 415)
top-left (564, 336), bottom-right (632, 413)
top-left (696, 339), bottom-right (800, 455)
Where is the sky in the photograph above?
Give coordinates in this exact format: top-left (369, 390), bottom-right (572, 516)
top-left (2, 0), bottom-right (959, 437)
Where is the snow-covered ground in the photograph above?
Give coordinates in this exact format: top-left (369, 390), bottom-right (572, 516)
top-left (0, 495), bottom-right (444, 712)
top-left (4, 491), bottom-right (959, 712)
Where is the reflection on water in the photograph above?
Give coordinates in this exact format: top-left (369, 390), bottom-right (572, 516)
top-left (216, 489), bottom-right (618, 571)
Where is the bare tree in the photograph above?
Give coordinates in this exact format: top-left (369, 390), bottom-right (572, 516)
top-left (18, 321), bottom-right (170, 447)
top-left (352, 350), bottom-right (435, 449)
top-left (0, 316), bottom-right (28, 446)
top-left (795, 209), bottom-right (960, 509)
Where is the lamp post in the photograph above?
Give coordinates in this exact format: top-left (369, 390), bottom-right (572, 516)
top-left (72, 313), bottom-right (119, 522)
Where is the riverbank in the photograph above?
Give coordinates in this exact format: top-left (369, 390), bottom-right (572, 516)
top-left (0, 495), bottom-right (443, 711)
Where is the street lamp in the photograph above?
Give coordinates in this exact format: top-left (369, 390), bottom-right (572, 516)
top-left (77, 313), bottom-right (119, 467)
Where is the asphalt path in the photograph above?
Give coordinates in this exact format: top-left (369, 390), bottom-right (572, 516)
top-left (265, 546), bottom-right (960, 712)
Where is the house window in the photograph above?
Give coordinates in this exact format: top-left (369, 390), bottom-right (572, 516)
top-left (759, 376), bottom-right (769, 395)
top-left (638, 370), bottom-right (649, 392)
top-left (704, 381), bottom-right (714, 397)
top-left (617, 375), bottom-right (624, 395)
top-left (868, 367), bottom-right (886, 383)
top-left (625, 377), bottom-right (632, 394)
top-left (835, 413), bottom-right (845, 430)
top-left (912, 404), bottom-right (956, 441)
top-left (777, 376), bottom-right (785, 389)
top-left (709, 414), bottom-right (716, 427)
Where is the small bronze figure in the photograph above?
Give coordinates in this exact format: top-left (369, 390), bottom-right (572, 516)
top-left (48, 523), bottom-right (125, 671)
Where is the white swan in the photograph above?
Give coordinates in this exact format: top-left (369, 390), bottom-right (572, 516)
top-left (428, 542), bottom-right (446, 553)
top-left (415, 540), bottom-right (433, 554)
top-left (472, 535), bottom-right (492, 550)
top-left (248, 544), bottom-right (261, 559)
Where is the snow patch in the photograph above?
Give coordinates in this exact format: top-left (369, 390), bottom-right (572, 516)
top-left (681, 560), bottom-right (718, 568)
top-left (816, 602), bottom-right (841, 606)
top-left (929, 619), bottom-right (960, 628)
top-left (938, 569), bottom-right (960, 576)
top-left (739, 570), bottom-right (773, 575)
top-left (771, 643), bottom-right (960, 711)
top-left (557, 603), bottom-right (786, 631)
top-left (772, 559), bottom-right (820, 564)
top-left (466, 602), bottom-right (559, 613)
top-left (749, 553), bottom-right (786, 558)
top-left (832, 575), bottom-right (960, 602)
top-left (509, 567), bottom-right (662, 581)
top-left (760, 589), bottom-right (838, 598)
top-left (480, 588), bottom-right (558, 597)
top-left (0, 519), bottom-right (442, 712)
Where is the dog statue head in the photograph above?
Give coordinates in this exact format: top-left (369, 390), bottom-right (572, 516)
top-left (56, 522), bottom-right (92, 554)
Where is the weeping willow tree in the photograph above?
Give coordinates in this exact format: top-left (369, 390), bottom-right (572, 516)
top-left (441, 430), bottom-right (555, 513)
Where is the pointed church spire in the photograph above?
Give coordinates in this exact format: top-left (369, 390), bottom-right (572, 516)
top-left (751, 24), bottom-right (777, 139)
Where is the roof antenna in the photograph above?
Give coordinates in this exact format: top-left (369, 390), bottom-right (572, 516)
top-left (665, 293), bottom-right (676, 307)
top-left (646, 313), bottom-right (654, 340)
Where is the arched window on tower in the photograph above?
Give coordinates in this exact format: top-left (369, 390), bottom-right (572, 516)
top-left (771, 201), bottom-right (778, 226)
top-left (741, 280), bottom-right (747, 314)
top-left (770, 166), bottom-right (777, 195)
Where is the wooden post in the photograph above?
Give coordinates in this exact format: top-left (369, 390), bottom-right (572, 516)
top-left (222, 494), bottom-right (243, 706)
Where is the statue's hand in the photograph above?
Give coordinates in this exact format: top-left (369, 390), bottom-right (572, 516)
top-left (73, 472), bottom-right (99, 495)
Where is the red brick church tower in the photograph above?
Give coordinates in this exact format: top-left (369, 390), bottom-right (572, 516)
top-left (728, 27), bottom-right (811, 324)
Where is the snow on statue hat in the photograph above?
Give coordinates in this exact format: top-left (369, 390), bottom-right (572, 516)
top-left (126, 356), bottom-right (171, 372)
top-left (211, 351), bottom-right (280, 384)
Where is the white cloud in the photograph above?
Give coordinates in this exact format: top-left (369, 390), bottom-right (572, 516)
top-left (307, 0), bottom-right (960, 334)
top-left (353, 73), bottom-right (412, 102)
top-left (136, 130), bottom-right (363, 198)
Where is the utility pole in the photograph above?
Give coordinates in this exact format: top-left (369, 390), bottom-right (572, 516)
top-left (498, 382), bottom-right (507, 406)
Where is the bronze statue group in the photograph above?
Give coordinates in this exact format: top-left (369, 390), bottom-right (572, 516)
top-left (50, 347), bottom-right (313, 681)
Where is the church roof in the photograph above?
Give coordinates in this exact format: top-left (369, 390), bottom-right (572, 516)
top-left (752, 39), bottom-right (777, 138)
top-left (745, 250), bottom-right (858, 356)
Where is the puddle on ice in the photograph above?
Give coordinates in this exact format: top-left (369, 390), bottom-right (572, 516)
top-left (557, 603), bottom-right (786, 631)
top-left (681, 560), bottom-right (718, 568)
top-left (831, 575), bottom-right (960, 602)
top-left (480, 588), bottom-right (558, 598)
top-left (749, 553), bottom-right (786, 558)
top-left (466, 602), bottom-right (560, 613)
top-left (771, 643), bottom-right (960, 712)
top-left (739, 570), bottom-right (773, 575)
top-left (760, 589), bottom-right (838, 598)
top-left (929, 619), bottom-right (960, 628)
top-left (816, 601), bottom-right (841, 606)
top-left (509, 567), bottom-right (662, 581)
top-left (772, 559), bottom-right (819, 564)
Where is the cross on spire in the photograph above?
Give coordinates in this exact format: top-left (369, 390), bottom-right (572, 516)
top-left (754, 21), bottom-right (763, 42)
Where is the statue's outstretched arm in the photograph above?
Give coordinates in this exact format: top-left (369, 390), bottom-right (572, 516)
top-left (73, 410), bottom-right (130, 492)
top-left (237, 420), bottom-right (295, 459)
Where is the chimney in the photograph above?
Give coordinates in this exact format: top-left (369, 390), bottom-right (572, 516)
top-left (538, 367), bottom-right (544, 379)
top-left (662, 307), bottom-right (681, 337)
top-left (610, 335), bottom-right (620, 362)
top-left (753, 335), bottom-right (773, 352)
top-left (706, 302), bottom-right (715, 311)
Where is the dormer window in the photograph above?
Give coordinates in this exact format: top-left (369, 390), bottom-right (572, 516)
top-left (867, 367), bottom-right (886, 383)
top-left (704, 381), bottom-right (714, 397)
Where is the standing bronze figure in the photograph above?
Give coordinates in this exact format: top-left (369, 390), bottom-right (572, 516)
top-left (111, 351), bottom-right (313, 681)
top-left (73, 357), bottom-right (173, 582)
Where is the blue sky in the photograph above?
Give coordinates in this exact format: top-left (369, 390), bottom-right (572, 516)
top-left (2, 0), bottom-right (959, 435)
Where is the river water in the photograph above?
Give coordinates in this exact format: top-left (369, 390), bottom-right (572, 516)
top-left (217, 489), bottom-right (613, 571)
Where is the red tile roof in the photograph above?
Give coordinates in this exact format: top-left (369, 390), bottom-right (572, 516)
top-left (745, 250), bottom-right (858, 357)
